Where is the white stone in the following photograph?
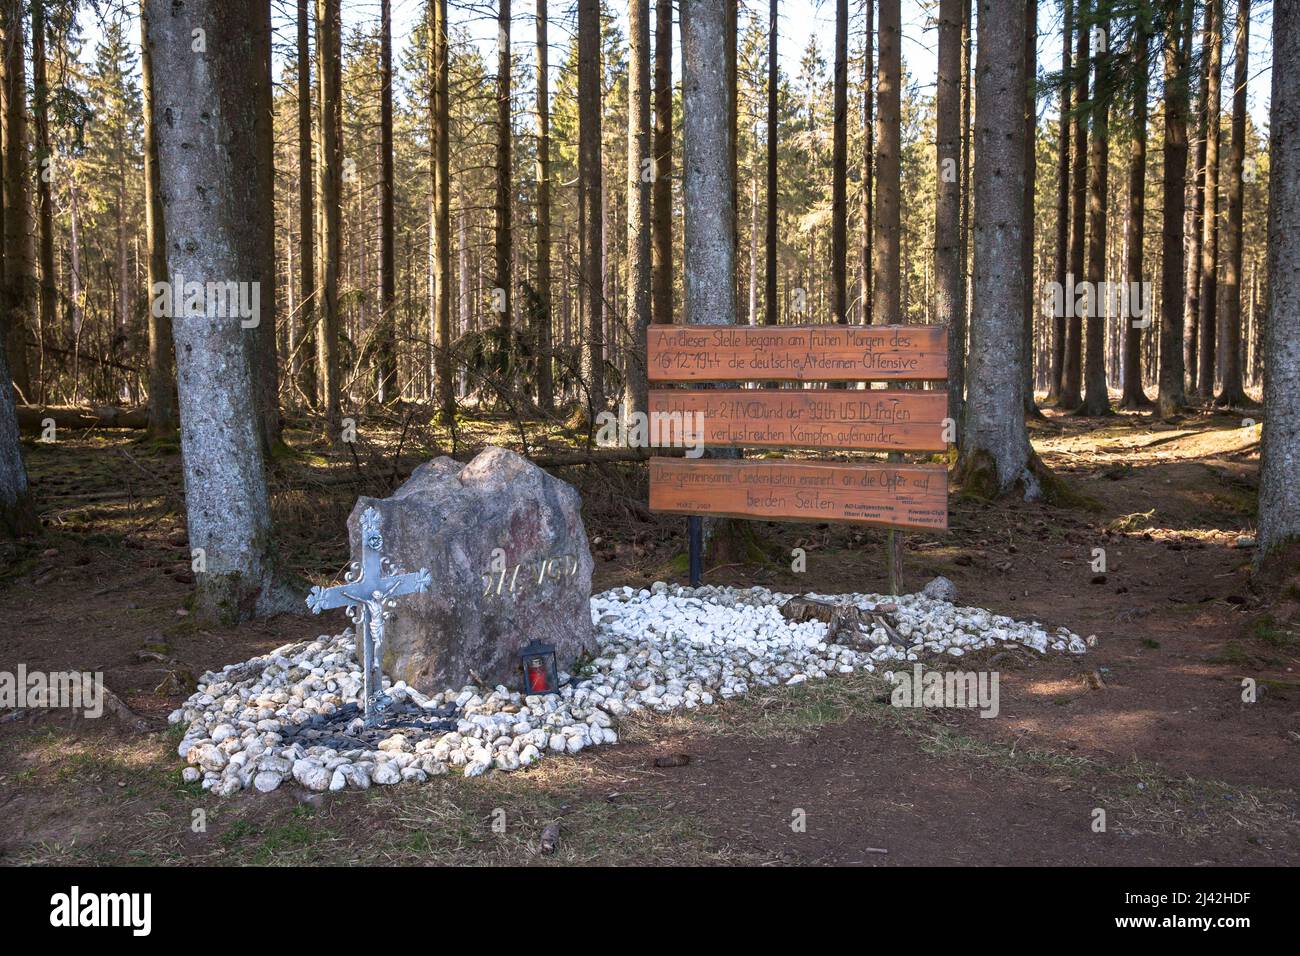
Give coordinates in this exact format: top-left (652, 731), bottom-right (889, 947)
top-left (177, 584), bottom-right (1091, 791)
top-left (292, 759), bottom-right (331, 792)
top-left (341, 764), bottom-right (370, 789)
top-left (253, 770), bottom-right (283, 793)
top-left (193, 744), bottom-right (227, 772)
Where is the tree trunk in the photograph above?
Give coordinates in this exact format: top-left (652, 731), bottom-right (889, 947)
top-left (684, 0), bottom-right (751, 563)
top-left (748, 140), bottom-right (758, 324)
top-left (683, 0), bottom-right (735, 327)
top-left (458, 203), bottom-right (469, 342)
top-left (578, 0), bottom-right (604, 414)
top-left (1060, 0), bottom-right (1089, 409)
top-left (1256, 0), bottom-right (1300, 560)
top-left (1157, 0), bottom-right (1193, 418)
top-left (1185, 0), bottom-right (1209, 394)
top-left (140, 2), bottom-right (176, 437)
top-left (68, 183), bottom-right (83, 401)
top-left (601, 166), bottom-right (611, 375)
top-left (1, 0), bottom-right (32, 401)
top-left (859, 0), bottom-right (874, 324)
top-left (0, 10), bottom-right (4, 316)
top-left (957, 0), bottom-right (1044, 500)
top-left (252, 1), bottom-right (280, 450)
top-left (652, 0), bottom-right (674, 327)
top-left (0, 18), bottom-right (32, 539)
top-left (431, 0), bottom-right (453, 422)
top-left (1196, 0), bottom-right (1222, 400)
top-left (1080, 10), bottom-right (1111, 416)
top-left (296, 0), bottom-right (315, 406)
top-left (1022, 0), bottom-right (1041, 416)
top-left (625, 0), bottom-right (652, 416)
top-left (764, 0), bottom-right (778, 325)
top-left (1049, 0), bottom-right (1072, 403)
top-left (872, 0), bottom-right (901, 322)
top-left (0, 328), bottom-right (31, 535)
top-left (1215, 0), bottom-right (1249, 408)
top-left (16, 404), bottom-right (148, 432)
top-left (727, 0), bottom-right (738, 262)
top-left (830, 0), bottom-right (848, 323)
top-left (143, 0), bottom-right (296, 621)
top-left (535, 0), bottom-right (554, 411)
top-left (31, 0), bottom-right (55, 405)
top-left (376, 0), bottom-right (397, 403)
top-left (1118, 11), bottom-right (1151, 409)
top-left (959, 0), bottom-right (971, 393)
top-left (936, 0), bottom-right (963, 427)
top-left (115, 157), bottom-right (129, 395)
top-left (314, 0), bottom-right (342, 435)
top-left (494, 0), bottom-right (513, 378)
top-left (881, 0), bottom-right (910, 588)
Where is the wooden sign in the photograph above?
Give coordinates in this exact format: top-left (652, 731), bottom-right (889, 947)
top-left (648, 323), bottom-right (947, 383)
top-left (649, 457), bottom-right (948, 530)
top-left (647, 388), bottom-right (948, 453)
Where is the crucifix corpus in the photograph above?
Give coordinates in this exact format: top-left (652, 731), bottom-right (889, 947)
top-left (307, 507), bottom-right (431, 724)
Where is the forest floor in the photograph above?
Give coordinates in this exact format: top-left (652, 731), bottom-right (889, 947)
top-left (1, 401), bottom-right (1298, 866)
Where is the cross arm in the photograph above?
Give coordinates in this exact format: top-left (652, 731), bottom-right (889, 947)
top-left (307, 583), bottom-right (359, 614)
top-left (382, 568), bottom-right (432, 599)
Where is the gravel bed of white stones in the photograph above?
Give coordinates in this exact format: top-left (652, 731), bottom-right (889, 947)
top-left (170, 583), bottom-right (1092, 796)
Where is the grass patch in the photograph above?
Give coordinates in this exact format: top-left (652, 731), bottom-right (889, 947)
top-left (1109, 509), bottom-right (1157, 533)
top-left (3, 721), bottom-right (758, 866)
top-left (1205, 642), bottom-right (1259, 667)
top-left (132, 434), bottom-right (182, 456)
top-left (1250, 614), bottom-right (1298, 650)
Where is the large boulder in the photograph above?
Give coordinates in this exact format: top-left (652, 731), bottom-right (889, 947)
top-left (346, 447), bottom-right (597, 693)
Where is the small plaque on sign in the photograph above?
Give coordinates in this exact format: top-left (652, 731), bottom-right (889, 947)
top-left (648, 457), bottom-right (948, 531)
top-left (647, 388), bottom-right (948, 453)
top-left (648, 324), bottom-right (948, 383)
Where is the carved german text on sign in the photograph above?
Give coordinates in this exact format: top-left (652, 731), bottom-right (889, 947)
top-left (648, 458), bottom-right (948, 530)
top-left (648, 324), bottom-right (947, 382)
top-left (647, 389), bottom-right (948, 452)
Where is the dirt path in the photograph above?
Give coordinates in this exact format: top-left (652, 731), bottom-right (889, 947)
top-left (1, 409), bottom-right (1296, 865)
top-left (589, 717), bottom-right (1295, 866)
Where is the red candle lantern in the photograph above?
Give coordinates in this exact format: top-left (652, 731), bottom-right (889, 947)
top-left (520, 640), bottom-right (559, 695)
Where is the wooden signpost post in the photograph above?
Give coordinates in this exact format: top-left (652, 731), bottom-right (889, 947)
top-left (646, 323), bottom-right (950, 592)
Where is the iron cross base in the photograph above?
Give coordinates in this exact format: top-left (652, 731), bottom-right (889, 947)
top-left (306, 506), bottom-right (431, 724)
top-left (364, 691), bottom-right (396, 727)
top-left (282, 699), bottom-right (460, 751)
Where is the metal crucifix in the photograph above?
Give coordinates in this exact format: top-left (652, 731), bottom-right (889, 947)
top-left (307, 507), bottom-right (431, 724)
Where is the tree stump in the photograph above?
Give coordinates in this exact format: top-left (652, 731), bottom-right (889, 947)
top-left (778, 596), bottom-right (906, 648)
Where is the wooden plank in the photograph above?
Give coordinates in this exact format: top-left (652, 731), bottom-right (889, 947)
top-left (648, 323), bottom-right (948, 382)
top-left (649, 457), bottom-right (948, 530)
top-left (647, 388), bottom-right (949, 453)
